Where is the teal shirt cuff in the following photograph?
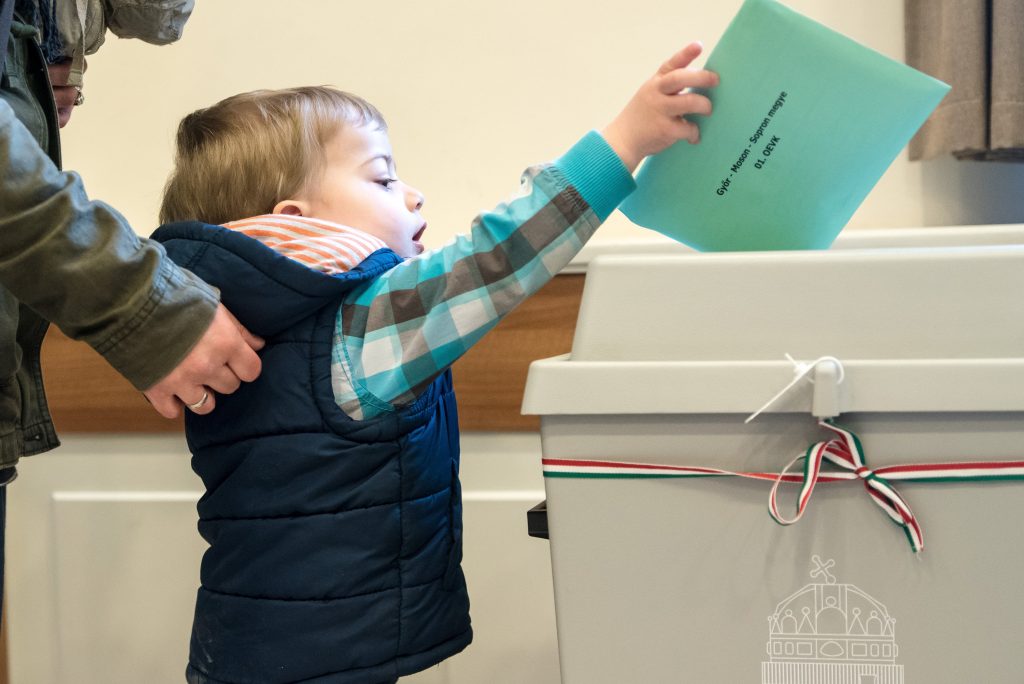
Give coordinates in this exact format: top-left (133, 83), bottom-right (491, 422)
top-left (555, 131), bottom-right (636, 222)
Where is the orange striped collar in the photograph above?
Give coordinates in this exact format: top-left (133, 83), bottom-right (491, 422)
top-left (223, 215), bottom-right (389, 274)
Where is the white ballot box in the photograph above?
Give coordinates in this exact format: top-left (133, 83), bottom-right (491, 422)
top-left (523, 226), bottom-right (1024, 684)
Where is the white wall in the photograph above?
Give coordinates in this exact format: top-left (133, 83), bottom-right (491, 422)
top-left (60, 0), bottom-right (1024, 248)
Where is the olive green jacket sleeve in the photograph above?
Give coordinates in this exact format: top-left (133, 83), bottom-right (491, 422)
top-left (0, 98), bottom-right (218, 390)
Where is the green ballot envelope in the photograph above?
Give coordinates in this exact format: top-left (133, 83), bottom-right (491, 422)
top-left (619, 0), bottom-right (950, 251)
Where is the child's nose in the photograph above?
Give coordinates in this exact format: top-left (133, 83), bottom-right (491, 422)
top-left (405, 185), bottom-right (424, 212)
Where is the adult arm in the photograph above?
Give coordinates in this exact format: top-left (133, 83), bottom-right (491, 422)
top-left (0, 99), bottom-right (261, 416)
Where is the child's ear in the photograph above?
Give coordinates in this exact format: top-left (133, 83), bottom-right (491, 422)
top-left (273, 200), bottom-right (309, 216)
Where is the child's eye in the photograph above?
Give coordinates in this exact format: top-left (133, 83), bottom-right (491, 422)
top-left (375, 178), bottom-right (398, 190)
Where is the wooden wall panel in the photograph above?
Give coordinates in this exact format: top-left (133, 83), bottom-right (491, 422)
top-left (450, 274), bottom-right (584, 431)
top-left (40, 275), bottom-right (585, 434)
top-left (40, 333), bottom-right (183, 434)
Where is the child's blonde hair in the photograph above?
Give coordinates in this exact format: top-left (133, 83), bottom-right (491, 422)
top-left (160, 86), bottom-right (386, 225)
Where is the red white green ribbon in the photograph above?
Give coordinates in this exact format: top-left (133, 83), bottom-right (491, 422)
top-left (542, 419), bottom-right (1024, 553)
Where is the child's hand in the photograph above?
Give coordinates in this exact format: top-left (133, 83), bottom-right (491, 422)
top-left (602, 42), bottom-right (719, 172)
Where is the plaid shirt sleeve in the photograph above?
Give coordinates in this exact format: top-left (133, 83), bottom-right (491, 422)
top-left (330, 131), bottom-right (635, 420)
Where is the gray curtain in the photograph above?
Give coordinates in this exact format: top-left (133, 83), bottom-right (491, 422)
top-left (905, 0), bottom-right (1024, 161)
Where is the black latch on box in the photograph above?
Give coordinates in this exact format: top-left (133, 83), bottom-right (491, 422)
top-left (527, 500), bottom-right (548, 539)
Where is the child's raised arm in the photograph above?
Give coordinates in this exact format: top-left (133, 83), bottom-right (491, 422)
top-left (331, 44), bottom-right (719, 420)
top-left (602, 42), bottom-right (719, 172)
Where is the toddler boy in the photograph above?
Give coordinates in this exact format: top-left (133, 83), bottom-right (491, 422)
top-left (155, 43), bottom-right (716, 684)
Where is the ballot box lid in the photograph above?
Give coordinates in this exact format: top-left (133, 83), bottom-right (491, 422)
top-left (562, 223), bottom-right (1024, 273)
top-left (523, 227), bottom-right (1024, 417)
top-left (828, 223), bottom-right (1024, 250)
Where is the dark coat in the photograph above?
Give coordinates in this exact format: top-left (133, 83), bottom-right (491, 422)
top-left (0, 9), bottom-right (218, 466)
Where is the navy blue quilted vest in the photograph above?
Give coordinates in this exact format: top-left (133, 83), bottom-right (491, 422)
top-left (152, 223), bottom-right (472, 684)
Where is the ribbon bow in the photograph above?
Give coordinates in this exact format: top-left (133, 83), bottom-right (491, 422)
top-left (769, 420), bottom-right (924, 552)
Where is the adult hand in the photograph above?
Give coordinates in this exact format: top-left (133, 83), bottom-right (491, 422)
top-left (601, 42), bottom-right (719, 173)
top-left (142, 304), bottom-right (264, 418)
top-left (46, 59), bottom-right (82, 129)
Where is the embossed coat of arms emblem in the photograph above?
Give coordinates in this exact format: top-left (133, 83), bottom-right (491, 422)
top-left (762, 556), bottom-right (903, 683)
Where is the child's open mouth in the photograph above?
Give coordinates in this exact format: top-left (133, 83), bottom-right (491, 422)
top-left (412, 223), bottom-right (427, 253)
